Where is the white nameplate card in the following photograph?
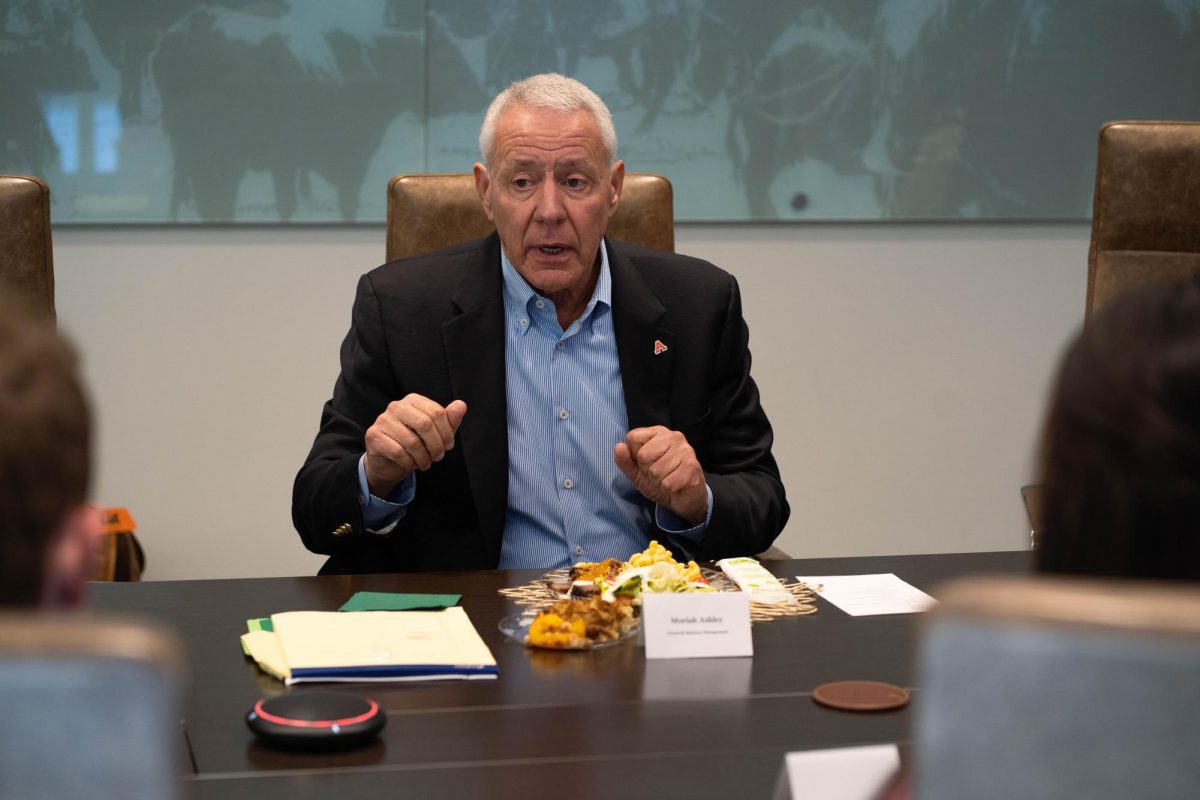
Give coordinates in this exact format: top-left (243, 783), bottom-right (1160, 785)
top-left (771, 744), bottom-right (901, 800)
top-left (642, 591), bottom-right (753, 659)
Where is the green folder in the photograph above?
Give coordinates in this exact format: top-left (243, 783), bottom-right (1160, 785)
top-left (338, 592), bottom-right (461, 612)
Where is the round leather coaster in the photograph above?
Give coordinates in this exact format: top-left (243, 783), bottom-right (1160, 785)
top-left (812, 680), bottom-right (910, 712)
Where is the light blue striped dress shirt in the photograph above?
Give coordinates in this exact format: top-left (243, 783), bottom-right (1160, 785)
top-left (358, 242), bottom-right (710, 568)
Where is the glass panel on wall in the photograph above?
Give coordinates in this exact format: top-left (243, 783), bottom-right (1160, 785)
top-left (3, 0), bottom-right (1200, 223)
top-left (2, 0), bottom-right (427, 223)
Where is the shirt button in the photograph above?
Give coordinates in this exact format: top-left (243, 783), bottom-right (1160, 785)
top-left (574, 545), bottom-right (584, 556)
top-left (519, 318), bottom-right (528, 327)
top-left (556, 341), bottom-right (565, 350)
top-left (562, 477), bottom-right (574, 489)
top-left (558, 408), bottom-right (569, 420)
top-left (535, 299), bottom-right (546, 309)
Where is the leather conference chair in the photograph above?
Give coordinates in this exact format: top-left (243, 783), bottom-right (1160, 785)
top-left (915, 576), bottom-right (1200, 799)
top-left (386, 172), bottom-right (674, 261)
top-left (1087, 120), bottom-right (1200, 317)
top-left (0, 614), bottom-right (186, 799)
top-left (0, 175), bottom-right (55, 321)
top-left (1019, 483), bottom-right (1043, 550)
top-left (1023, 121), bottom-right (1200, 540)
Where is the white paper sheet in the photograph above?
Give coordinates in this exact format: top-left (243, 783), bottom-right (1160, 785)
top-left (795, 573), bottom-right (936, 616)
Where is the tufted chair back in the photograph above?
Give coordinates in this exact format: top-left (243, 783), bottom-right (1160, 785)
top-left (1087, 121), bottom-right (1200, 317)
top-left (0, 175), bottom-right (55, 322)
top-left (386, 173), bottom-right (673, 262)
top-left (0, 613), bottom-right (186, 799)
top-left (917, 576), bottom-right (1200, 799)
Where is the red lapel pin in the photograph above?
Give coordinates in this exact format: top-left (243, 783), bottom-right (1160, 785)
top-left (653, 339), bottom-right (669, 355)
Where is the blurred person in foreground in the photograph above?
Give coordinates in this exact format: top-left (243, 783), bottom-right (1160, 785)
top-left (293, 73), bottom-right (788, 573)
top-left (1036, 275), bottom-right (1200, 581)
top-left (0, 301), bottom-right (99, 606)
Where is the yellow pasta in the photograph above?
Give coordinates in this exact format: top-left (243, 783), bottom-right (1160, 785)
top-left (628, 540), bottom-right (680, 570)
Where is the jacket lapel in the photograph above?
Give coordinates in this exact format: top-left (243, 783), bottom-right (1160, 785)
top-left (608, 239), bottom-right (675, 430)
top-left (442, 234), bottom-right (508, 566)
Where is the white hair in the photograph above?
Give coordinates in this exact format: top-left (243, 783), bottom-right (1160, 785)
top-left (478, 73), bottom-right (618, 167)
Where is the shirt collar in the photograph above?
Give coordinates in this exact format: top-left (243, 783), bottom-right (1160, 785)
top-left (501, 240), bottom-right (611, 335)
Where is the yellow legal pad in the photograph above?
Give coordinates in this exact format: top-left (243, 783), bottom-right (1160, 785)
top-left (241, 607), bottom-right (498, 685)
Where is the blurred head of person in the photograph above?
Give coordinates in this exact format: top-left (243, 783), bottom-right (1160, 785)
top-left (1037, 275), bottom-right (1200, 581)
top-left (0, 301), bottom-right (98, 607)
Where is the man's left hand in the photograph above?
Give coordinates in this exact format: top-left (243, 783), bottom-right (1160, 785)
top-left (614, 426), bottom-right (708, 527)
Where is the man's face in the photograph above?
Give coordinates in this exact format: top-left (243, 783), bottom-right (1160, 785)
top-left (475, 105), bottom-right (624, 303)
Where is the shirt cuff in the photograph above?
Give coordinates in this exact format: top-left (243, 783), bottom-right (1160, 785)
top-left (357, 455), bottom-right (415, 534)
top-left (655, 484), bottom-right (712, 556)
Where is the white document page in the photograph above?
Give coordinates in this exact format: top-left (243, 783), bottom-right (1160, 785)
top-left (795, 573), bottom-right (936, 616)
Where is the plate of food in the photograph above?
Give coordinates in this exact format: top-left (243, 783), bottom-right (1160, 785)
top-left (500, 597), bottom-right (639, 650)
top-left (542, 557), bottom-right (624, 599)
top-left (542, 541), bottom-right (737, 601)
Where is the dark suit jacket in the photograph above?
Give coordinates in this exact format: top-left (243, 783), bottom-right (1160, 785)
top-left (292, 233), bottom-right (788, 574)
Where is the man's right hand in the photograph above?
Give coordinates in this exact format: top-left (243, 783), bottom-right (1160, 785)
top-left (364, 394), bottom-right (468, 498)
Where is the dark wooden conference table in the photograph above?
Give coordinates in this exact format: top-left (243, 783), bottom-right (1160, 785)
top-left (91, 550), bottom-right (1029, 799)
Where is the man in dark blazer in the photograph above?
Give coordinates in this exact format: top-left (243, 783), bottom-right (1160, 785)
top-left (293, 74), bottom-right (787, 574)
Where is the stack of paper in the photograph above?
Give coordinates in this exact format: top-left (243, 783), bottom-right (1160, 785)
top-left (242, 606), bottom-right (498, 685)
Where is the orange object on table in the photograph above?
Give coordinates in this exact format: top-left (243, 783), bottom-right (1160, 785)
top-left (92, 507), bottom-right (145, 581)
top-left (102, 507), bottom-right (137, 535)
